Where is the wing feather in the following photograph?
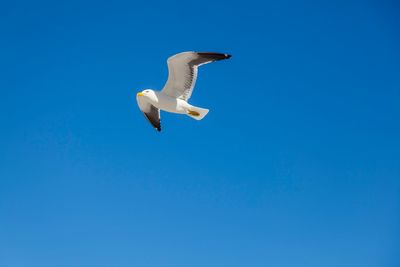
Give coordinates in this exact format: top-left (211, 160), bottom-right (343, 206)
top-left (136, 96), bottom-right (161, 132)
top-left (162, 52), bottom-right (231, 101)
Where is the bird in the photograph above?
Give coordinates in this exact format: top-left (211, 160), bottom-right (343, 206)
top-left (136, 51), bottom-right (232, 132)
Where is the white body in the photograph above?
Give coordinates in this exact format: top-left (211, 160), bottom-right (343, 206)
top-left (141, 90), bottom-right (209, 120)
top-left (150, 91), bottom-right (191, 114)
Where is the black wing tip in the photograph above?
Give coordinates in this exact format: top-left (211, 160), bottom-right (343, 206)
top-left (197, 52), bottom-right (232, 60)
top-left (156, 126), bottom-right (161, 132)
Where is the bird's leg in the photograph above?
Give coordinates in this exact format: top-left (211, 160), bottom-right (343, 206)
top-left (187, 110), bottom-right (200, 116)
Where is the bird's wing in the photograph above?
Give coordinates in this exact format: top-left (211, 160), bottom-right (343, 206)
top-left (162, 52), bottom-right (231, 101)
top-left (136, 96), bottom-right (161, 132)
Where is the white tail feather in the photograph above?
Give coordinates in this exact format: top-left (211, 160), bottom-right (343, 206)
top-left (187, 106), bottom-right (209, 120)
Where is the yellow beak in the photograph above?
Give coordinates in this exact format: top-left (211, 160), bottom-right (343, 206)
top-left (137, 92), bottom-right (144, 97)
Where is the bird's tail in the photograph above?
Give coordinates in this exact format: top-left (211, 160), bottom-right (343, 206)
top-left (187, 106), bottom-right (209, 120)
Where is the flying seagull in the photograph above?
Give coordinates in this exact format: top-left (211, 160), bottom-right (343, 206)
top-left (136, 51), bottom-right (231, 132)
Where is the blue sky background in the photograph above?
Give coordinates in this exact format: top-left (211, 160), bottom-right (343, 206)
top-left (0, 0), bottom-right (399, 266)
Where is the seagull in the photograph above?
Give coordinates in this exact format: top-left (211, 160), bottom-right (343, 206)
top-left (136, 51), bottom-right (231, 132)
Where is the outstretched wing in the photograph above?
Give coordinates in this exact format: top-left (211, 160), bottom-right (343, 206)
top-left (136, 96), bottom-right (161, 132)
top-left (162, 52), bottom-right (231, 101)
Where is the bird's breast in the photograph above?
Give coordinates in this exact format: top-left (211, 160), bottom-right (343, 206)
top-left (154, 93), bottom-right (187, 114)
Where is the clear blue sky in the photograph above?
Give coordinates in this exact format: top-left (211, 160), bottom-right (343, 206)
top-left (0, 0), bottom-right (399, 266)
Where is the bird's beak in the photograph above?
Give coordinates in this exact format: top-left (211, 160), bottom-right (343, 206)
top-left (137, 92), bottom-right (144, 97)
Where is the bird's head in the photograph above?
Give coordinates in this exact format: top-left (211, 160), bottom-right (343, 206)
top-left (137, 89), bottom-right (156, 100)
